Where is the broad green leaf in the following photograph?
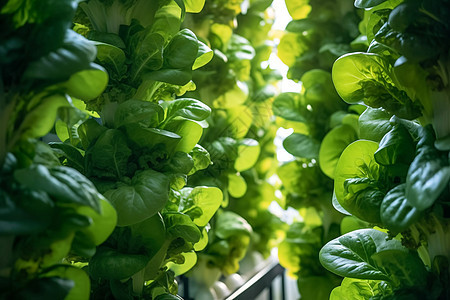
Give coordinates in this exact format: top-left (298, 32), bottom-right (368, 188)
top-left (406, 127), bottom-right (450, 211)
top-left (319, 229), bottom-right (396, 280)
top-left (358, 107), bottom-right (393, 142)
top-left (130, 31), bottom-right (164, 82)
top-left (371, 249), bottom-right (428, 288)
top-left (76, 197), bottom-right (117, 245)
top-left (164, 29), bottom-right (199, 69)
top-left (78, 119), bottom-right (107, 149)
top-left (283, 133), bottom-right (320, 159)
top-left (163, 98), bottom-right (211, 123)
top-left (179, 186), bottom-right (223, 227)
top-left (380, 184), bottom-right (422, 233)
top-left (334, 140), bottom-right (384, 223)
top-left (144, 67), bottom-right (192, 86)
top-left (151, 1), bottom-right (182, 42)
top-left (164, 212), bottom-right (201, 242)
top-left (234, 139), bottom-right (260, 172)
top-left (105, 169), bottom-right (169, 226)
top-left (164, 119), bottom-right (203, 153)
top-left (332, 53), bottom-right (419, 119)
top-left (42, 265), bottom-right (90, 300)
top-left (95, 42), bottom-right (127, 77)
top-left (14, 165), bottom-right (102, 212)
top-left (319, 124), bottom-right (358, 179)
top-left (272, 93), bottom-right (306, 123)
top-left (374, 124), bottom-right (415, 166)
top-left (49, 142), bottom-right (85, 172)
top-left (86, 129), bottom-right (132, 179)
top-left (354, 0), bottom-right (389, 8)
top-left (114, 100), bottom-right (164, 128)
top-left (215, 211), bottom-right (252, 240)
top-left (227, 34), bottom-right (255, 62)
top-left (183, 0), bottom-right (205, 13)
top-left (89, 246), bottom-right (149, 280)
top-left (330, 278), bottom-right (388, 300)
top-left (18, 93), bottom-right (70, 140)
top-left (124, 124), bottom-right (181, 151)
top-left (130, 213), bottom-right (166, 254)
top-left (193, 40), bottom-right (213, 70)
top-left (64, 68), bottom-right (108, 101)
top-left (228, 173), bottom-right (247, 198)
top-left (23, 30), bottom-right (97, 82)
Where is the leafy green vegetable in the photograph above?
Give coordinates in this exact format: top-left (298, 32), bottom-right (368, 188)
top-left (105, 170), bottom-right (170, 226)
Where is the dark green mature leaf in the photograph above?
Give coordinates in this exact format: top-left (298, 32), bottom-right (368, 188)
top-left (105, 169), bottom-right (170, 226)
top-left (14, 165), bottom-right (102, 212)
top-left (87, 129), bottom-right (132, 179)
top-left (283, 133), bottom-right (320, 159)
top-left (95, 42), bottom-right (127, 77)
top-left (12, 277), bottom-right (74, 300)
top-left (114, 100), bottom-right (164, 128)
top-left (130, 31), bottom-right (164, 82)
top-left (0, 191), bottom-right (51, 235)
top-left (359, 107), bottom-right (393, 142)
top-left (144, 67), bottom-right (192, 85)
top-left (406, 127), bottom-right (450, 211)
top-left (124, 124), bottom-right (181, 151)
top-left (380, 184), bottom-right (422, 233)
top-left (78, 119), bottom-right (107, 149)
top-left (374, 123), bottom-right (415, 166)
top-left (49, 142), bottom-right (84, 172)
top-left (354, 0), bottom-right (389, 8)
top-left (24, 30), bottom-right (98, 81)
top-left (164, 29), bottom-right (199, 69)
top-left (89, 246), bottom-right (149, 280)
top-left (41, 265), bottom-right (91, 300)
top-left (319, 229), bottom-right (393, 281)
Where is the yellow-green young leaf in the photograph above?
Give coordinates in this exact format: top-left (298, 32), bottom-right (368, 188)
top-left (76, 197), bottom-right (117, 245)
top-left (19, 93), bottom-right (70, 140)
top-left (167, 251), bottom-right (197, 276)
top-left (228, 173), bottom-right (247, 198)
top-left (64, 68), bottom-right (108, 101)
top-left (186, 186), bottom-right (223, 227)
top-left (285, 0), bottom-right (311, 19)
top-left (41, 265), bottom-right (90, 300)
top-left (72, 98), bottom-right (100, 118)
top-left (234, 139), bottom-right (260, 172)
top-left (334, 140), bottom-right (383, 223)
top-left (277, 33), bottom-right (302, 67)
top-left (165, 119), bottom-right (203, 153)
top-left (214, 81), bottom-right (249, 108)
top-left (55, 119), bottom-right (70, 142)
top-left (319, 124), bottom-right (358, 179)
top-left (225, 105), bottom-right (253, 138)
top-left (194, 227), bottom-right (209, 251)
top-left (184, 0), bottom-right (205, 13)
top-left (193, 40), bottom-right (213, 70)
top-left (210, 23), bottom-right (233, 49)
top-left (330, 278), bottom-right (387, 300)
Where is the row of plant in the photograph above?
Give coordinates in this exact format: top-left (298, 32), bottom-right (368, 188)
top-left (275, 0), bottom-right (450, 299)
top-left (0, 0), bottom-right (286, 299)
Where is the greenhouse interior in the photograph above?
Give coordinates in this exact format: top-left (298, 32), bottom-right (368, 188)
top-left (1, 0), bottom-right (450, 299)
